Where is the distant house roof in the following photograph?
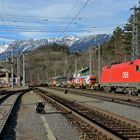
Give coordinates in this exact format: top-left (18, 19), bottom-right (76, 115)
top-left (0, 67), bottom-right (9, 75)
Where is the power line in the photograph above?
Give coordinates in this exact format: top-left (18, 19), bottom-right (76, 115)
top-left (2, 14), bottom-right (82, 20)
top-left (58, 0), bottom-right (90, 38)
top-left (0, 0), bottom-right (10, 34)
top-left (62, 0), bottom-right (80, 24)
top-left (0, 0), bottom-right (7, 28)
top-left (0, 29), bottom-right (90, 33)
top-left (1, 0), bottom-right (8, 15)
top-left (0, 14), bottom-right (6, 28)
top-left (0, 22), bottom-right (126, 28)
top-left (2, 13), bottom-right (117, 20)
top-left (0, 23), bottom-right (126, 33)
top-left (2, 18), bottom-right (81, 24)
top-left (0, 25), bottom-right (124, 29)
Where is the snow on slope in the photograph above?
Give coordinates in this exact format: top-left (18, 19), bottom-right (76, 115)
top-left (0, 34), bottom-right (110, 60)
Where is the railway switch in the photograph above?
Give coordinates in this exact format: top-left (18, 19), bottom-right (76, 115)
top-left (36, 102), bottom-right (45, 113)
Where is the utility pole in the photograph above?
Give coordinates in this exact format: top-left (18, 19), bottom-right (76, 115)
top-left (63, 68), bottom-right (66, 76)
top-left (75, 58), bottom-right (77, 77)
top-left (130, 5), bottom-right (140, 60)
top-left (5, 49), bottom-right (8, 67)
top-left (22, 54), bottom-right (25, 87)
top-left (98, 43), bottom-right (101, 83)
top-left (17, 55), bottom-right (20, 86)
top-left (5, 43), bottom-right (9, 86)
top-left (54, 67), bottom-right (57, 77)
top-left (64, 55), bottom-right (68, 76)
top-left (89, 48), bottom-right (92, 75)
top-left (11, 46), bottom-right (14, 90)
top-left (114, 30), bottom-right (117, 50)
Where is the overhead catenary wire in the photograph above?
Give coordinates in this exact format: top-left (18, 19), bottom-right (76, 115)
top-left (0, 9), bottom-right (8, 32)
top-left (1, 13), bottom-right (117, 21)
top-left (0, 0), bottom-right (8, 31)
top-left (1, 0), bottom-right (8, 15)
top-left (62, 0), bottom-right (80, 24)
top-left (58, 0), bottom-right (90, 38)
top-left (0, 29), bottom-right (90, 33)
top-left (0, 23), bottom-right (126, 33)
top-left (0, 0), bottom-right (127, 39)
top-left (0, 0), bottom-right (128, 36)
top-left (0, 24), bottom-right (126, 32)
top-left (2, 14), bottom-right (83, 21)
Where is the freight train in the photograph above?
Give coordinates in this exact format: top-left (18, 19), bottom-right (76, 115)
top-left (49, 59), bottom-right (140, 95)
top-left (50, 75), bottom-right (96, 89)
top-left (50, 76), bottom-right (68, 87)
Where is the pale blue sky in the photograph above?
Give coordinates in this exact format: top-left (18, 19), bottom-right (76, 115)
top-left (0, 0), bottom-right (139, 44)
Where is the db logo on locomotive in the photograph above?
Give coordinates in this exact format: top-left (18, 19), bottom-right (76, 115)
top-left (122, 72), bottom-right (129, 79)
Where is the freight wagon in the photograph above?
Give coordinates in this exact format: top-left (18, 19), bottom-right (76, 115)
top-left (50, 76), bottom-right (67, 87)
top-left (71, 75), bottom-right (96, 89)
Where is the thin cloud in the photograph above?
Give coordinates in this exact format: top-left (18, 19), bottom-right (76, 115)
top-left (0, 0), bottom-right (139, 41)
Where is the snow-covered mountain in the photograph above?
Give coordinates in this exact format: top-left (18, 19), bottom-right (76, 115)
top-left (70, 34), bottom-right (110, 52)
top-left (0, 34), bottom-right (110, 60)
top-left (0, 44), bottom-right (9, 54)
top-left (48, 35), bottom-right (79, 47)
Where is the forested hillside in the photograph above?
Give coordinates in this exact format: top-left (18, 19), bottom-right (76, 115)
top-left (25, 9), bottom-right (140, 83)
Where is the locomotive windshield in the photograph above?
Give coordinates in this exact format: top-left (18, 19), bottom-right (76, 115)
top-left (136, 65), bottom-right (140, 72)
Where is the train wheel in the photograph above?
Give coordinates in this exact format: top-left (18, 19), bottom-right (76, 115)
top-left (110, 87), bottom-right (116, 94)
top-left (128, 89), bottom-right (132, 95)
top-left (123, 88), bottom-right (128, 94)
top-left (105, 87), bottom-right (110, 93)
top-left (135, 89), bottom-right (140, 96)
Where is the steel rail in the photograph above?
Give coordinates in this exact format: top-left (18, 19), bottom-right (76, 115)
top-left (35, 88), bottom-right (140, 140)
top-left (49, 87), bottom-right (140, 108)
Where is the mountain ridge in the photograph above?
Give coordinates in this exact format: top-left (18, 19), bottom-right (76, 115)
top-left (0, 34), bottom-right (110, 60)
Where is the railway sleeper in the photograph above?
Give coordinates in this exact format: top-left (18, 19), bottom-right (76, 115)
top-left (118, 133), bottom-right (140, 140)
top-left (111, 128), bottom-right (139, 131)
top-left (122, 134), bottom-right (140, 138)
top-left (100, 122), bottom-right (122, 126)
top-left (123, 135), bottom-right (140, 138)
top-left (78, 110), bottom-right (89, 113)
top-left (99, 117), bottom-right (118, 121)
top-left (87, 135), bottom-right (97, 139)
top-left (102, 122), bottom-right (123, 126)
top-left (89, 117), bottom-right (105, 122)
top-left (122, 130), bottom-right (140, 135)
top-left (106, 125), bottom-right (131, 130)
top-left (114, 129), bottom-right (139, 134)
top-left (108, 124), bottom-right (131, 128)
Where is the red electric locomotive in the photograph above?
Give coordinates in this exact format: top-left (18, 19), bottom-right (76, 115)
top-left (100, 59), bottom-right (140, 95)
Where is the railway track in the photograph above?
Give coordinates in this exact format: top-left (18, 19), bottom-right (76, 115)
top-left (49, 87), bottom-right (140, 108)
top-left (35, 88), bottom-right (140, 140)
top-left (0, 89), bottom-right (30, 138)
